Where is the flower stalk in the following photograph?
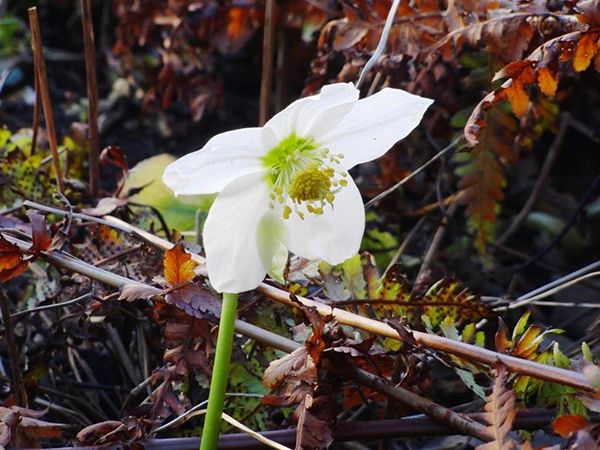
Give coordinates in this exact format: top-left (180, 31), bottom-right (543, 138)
top-left (200, 292), bottom-right (239, 450)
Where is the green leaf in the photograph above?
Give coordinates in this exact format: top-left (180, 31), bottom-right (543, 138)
top-left (341, 254), bottom-right (366, 299)
top-left (456, 368), bottom-right (486, 399)
top-left (512, 311), bottom-right (531, 341)
top-left (582, 342), bottom-right (594, 364)
top-left (123, 153), bottom-right (212, 231)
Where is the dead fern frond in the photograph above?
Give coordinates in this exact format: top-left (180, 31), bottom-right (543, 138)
top-left (476, 364), bottom-right (518, 450)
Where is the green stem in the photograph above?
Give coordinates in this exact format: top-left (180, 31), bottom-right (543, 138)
top-left (200, 292), bottom-right (238, 450)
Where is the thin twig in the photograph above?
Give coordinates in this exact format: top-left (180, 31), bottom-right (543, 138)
top-left (81, 0), bottom-right (101, 197)
top-left (221, 412), bottom-right (292, 450)
top-left (497, 113), bottom-right (570, 245)
top-left (414, 200), bottom-right (459, 290)
top-left (23, 200), bottom-right (133, 233)
top-left (383, 216), bottom-right (427, 277)
top-left (365, 136), bottom-right (463, 208)
top-left (259, 0), bottom-right (276, 126)
top-left (0, 291), bottom-right (27, 406)
top-left (356, 0), bottom-right (401, 89)
top-left (11, 292), bottom-right (93, 319)
top-left (515, 172), bottom-right (600, 272)
top-left (502, 271), bottom-right (600, 311)
top-left (27, 7), bottom-right (65, 193)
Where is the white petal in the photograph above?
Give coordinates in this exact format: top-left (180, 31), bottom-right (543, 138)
top-left (318, 88), bottom-right (433, 170)
top-left (285, 177), bottom-right (365, 265)
top-left (264, 83), bottom-right (359, 141)
top-left (203, 172), bottom-right (286, 293)
top-left (162, 128), bottom-right (265, 195)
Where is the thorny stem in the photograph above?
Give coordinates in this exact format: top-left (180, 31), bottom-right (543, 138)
top-left (200, 292), bottom-right (239, 450)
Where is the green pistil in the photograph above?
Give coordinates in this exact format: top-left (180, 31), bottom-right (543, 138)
top-left (261, 133), bottom-right (318, 185)
top-left (262, 133), bottom-right (346, 219)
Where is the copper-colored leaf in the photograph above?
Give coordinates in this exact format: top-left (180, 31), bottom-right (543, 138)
top-left (537, 68), bottom-right (558, 97)
top-left (100, 146), bottom-right (129, 175)
top-left (573, 32), bottom-right (599, 72)
top-left (495, 318), bottom-right (510, 353)
top-left (0, 236), bottom-right (23, 271)
top-left (552, 415), bottom-right (589, 438)
top-left (476, 364), bottom-right (517, 450)
top-left (0, 236), bottom-right (28, 283)
top-left (504, 81), bottom-right (529, 117)
top-left (163, 243), bottom-right (197, 286)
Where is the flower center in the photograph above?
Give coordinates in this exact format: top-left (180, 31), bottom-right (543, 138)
top-left (262, 133), bottom-right (347, 220)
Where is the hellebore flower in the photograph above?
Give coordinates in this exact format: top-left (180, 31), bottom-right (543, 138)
top-left (163, 83), bottom-right (432, 293)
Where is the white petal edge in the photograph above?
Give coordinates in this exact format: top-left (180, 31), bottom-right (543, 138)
top-left (162, 128), bottom-right (266, 196)
top-left (285, 177), bottom-right (365, 265)
top-left (203, 171), bottom-right (285, 293)
top-left (264, 83), bottom-right (359, 141)
top-left (317, 88), bottom-right (434, 170)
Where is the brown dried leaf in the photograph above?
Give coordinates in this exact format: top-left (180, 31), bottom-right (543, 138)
top-left (165, 284), bottom-right (221, 318)
top-left (27, 211), bottom-right (52, 255)
top-left (0, 406), bottom-right (66, 447)
top-left (476, 364), bottom-right (517, 450)
top-left (263, 347), bottom-right (309, 390)
top-left (163, 243), bottom-right (197, 286)
top-left (119, 284), bottom-right (163, 302)
top-left (0, 235), bottom-right (28, 283)
top-left (82, 197), bottom-right (129, 216)
top-left (295, 396), bottom-right (333, 450)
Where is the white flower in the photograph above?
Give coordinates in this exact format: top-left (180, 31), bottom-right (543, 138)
top-left (163, 83), bottom-right (433, 293)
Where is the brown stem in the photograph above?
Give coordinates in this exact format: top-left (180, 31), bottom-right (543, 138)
top-left (10, 208), bottom-right (595, 392)
top-left (105, 216), bottom-right (593, 391)
top-left (27, 7), bottom-right (65, 194)
top-left (0, 237), bottom-right (492, 441)
top-left (0, 291), bottom-right (27, 406)
top-left (259, 0), bottom-right (276, 126)
top-left (413, 200), bottom-right (459, 291)
top-left (81, 0), bottom-right (101, 197)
